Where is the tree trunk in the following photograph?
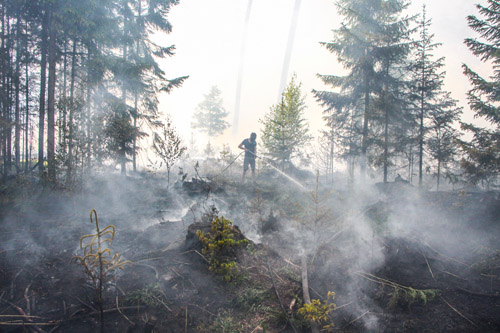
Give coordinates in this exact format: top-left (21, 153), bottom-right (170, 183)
top-left (4, 16), bottom-right (12, 176)
top-left (361, 83), bottom-right (370, 180)
top-left (383, 105), bottom-right (389, 183)
top-left (132, 0), bottom-right (141, 173)
top-left (38, 7), bottom-right (49, 174)
top-left (47, 10), bottom-right (57, 181)
top-left (86, 49), bottom-right (91, 172)
top-left (60, 38), bottom-right (67, 149)
top-left (121, 1), bottom-right (129, 175)
top-left (14, 15), bottom-right (21, 172)
top-left (25, 21), bottom-right (30, 172)
top-left (301, 256), bottom-right (320, 333)
top-left (418, 74), bottom-right (425, 187)
top-left (67, 39), bottom-right (76, 181)
top-left (0, 3), bottom-right (5, 176)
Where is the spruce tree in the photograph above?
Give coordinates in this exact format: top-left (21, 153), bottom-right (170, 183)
top-left (461, 0), bottom-right (500, 187)
top-left (314, 0), bottom-right (412, 181)
top-left (191, 86), bottom-right (230, 138)
top-left (426, 92), bottom-right (462, 190)
top-left (409, 5), bottom-right (446, 186)
top-left (260, 75), bottom-right (311, 168)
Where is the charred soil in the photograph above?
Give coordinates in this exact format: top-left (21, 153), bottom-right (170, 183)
top-left (0, 175), bottom-right (499, 332)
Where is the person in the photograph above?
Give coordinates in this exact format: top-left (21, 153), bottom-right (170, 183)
top-left (238, 132), bottom-right (257, 181)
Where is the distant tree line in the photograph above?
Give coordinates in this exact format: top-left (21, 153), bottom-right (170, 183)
top-left (314, 0), bottom-right (499, 189)
top-left (0, 0), bottom-right (187, 182)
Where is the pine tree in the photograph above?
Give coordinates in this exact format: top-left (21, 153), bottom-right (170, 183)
top-left (191, 86), bottom-right (230, 137)
top-left (461, 0), bottom-right (500, 187)
top-left (260, 75), bottom-right (311, 168)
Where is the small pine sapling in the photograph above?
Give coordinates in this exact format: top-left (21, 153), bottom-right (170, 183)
top-left (196, 215), bottom-right (248, 282)
top-left (298, 291), bottom-right (336, 331)
top-left (73, 209), bottom-right (130, 332)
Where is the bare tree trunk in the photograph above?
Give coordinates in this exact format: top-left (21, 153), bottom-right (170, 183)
top-left (25, 20), bottom-right (30, 172)
top-left (86, 49), bottom-right (91, 172)
top-left (38, 6), bottom-right (49, 174)
top-left (361, 83), bottom-right (370, 181)
top-left (47, 10), bottom-right (57, 181)
top-left (418, 71), bottom-right (425, 187)
top-left (67, 39), bottom-right (76, 181)
top-left (0, 3), bottom-right (5, 176)
top-left (301, 256), bottom-right (320, 333)
top-left (14, 15), bottom-right (21, 172)
top-left (121, 0), bottom-right (129, 175)
top-left (2, 16), bottom-right (13, 176)
top-left (132, 0), bottom-right (142, 173)
top-left (60, 38), bottom-right (67, 149)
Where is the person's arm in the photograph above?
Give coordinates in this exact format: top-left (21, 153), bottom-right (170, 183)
top-left (238, 141), bottom-right (246, 151)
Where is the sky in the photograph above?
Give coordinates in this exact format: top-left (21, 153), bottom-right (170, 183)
top-left (156, 0), bottom-right (490, 155)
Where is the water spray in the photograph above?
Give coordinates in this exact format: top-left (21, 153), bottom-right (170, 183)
top-left (247, 150), bottom-right (306, 190)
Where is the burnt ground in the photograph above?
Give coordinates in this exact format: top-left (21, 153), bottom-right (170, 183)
top-left (0, 173), bottom-right (499, 332)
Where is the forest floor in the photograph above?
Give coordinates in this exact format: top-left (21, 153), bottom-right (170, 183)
top-left (0, 170), bottom-right (499, 332)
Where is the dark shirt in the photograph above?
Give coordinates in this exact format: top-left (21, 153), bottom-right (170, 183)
top-left (241, 138), bottom-right (256, 159)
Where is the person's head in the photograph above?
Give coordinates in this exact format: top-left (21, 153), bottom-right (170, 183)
top-left (250, 132), bottom-right (257, 141)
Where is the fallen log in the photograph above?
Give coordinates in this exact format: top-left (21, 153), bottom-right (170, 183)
top-left (301, 255), bottom-right (320, 333)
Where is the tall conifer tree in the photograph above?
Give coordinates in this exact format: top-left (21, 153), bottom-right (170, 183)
top-left (461, 0), bottom-right (500, 187)
top-left (314, 0), bottom-right (411, 182)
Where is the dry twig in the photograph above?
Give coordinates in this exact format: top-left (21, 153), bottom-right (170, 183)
top-left (267, 259), bottom-right (298, 333)
top-left (116, 296), bottom-right (135, 325)
top-left (343, 310), bottom-right (370, 329)
top-left (440, 270), bottom-right (467, 281)
top-left (421, 251), bottom-right (435, 280)
top-left (439, 295), bottom-right (477, 328)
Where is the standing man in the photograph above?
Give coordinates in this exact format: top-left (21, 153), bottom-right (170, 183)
top-left (238, 132), bottom-right (257, 181)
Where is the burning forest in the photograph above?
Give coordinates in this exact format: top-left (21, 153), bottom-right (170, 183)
top-left (1, 0), bottom-right (500, 332)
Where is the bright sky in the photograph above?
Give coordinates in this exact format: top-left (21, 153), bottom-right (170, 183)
top-left (156, 0), bottom-right (489, 154)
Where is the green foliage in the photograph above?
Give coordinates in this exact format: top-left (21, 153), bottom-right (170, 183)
top-left (358, 272), bottom-right (440, 310)
top-left (152, 115), bottom-right (187, 185)
top-left (461, 0), bottom-right (500, 187)
top-left (260, 74), bottom-right (311, 168)
top-left (231, 286), bottom-right (269, 311)
top-left (103, 102), bottom-right (143, 173)
top-left (470, 247), bottom-right (500, 275)
top-left (196, 215), bottom-right (248, 282)
top-left (208, 309), bottom-right (244, 333)
top-left (298, 291), bottom-right (336, 330)
top-left (314, 0), bottom-right (412, 179)
top-left (125, 283), bottom-right (170, 312)
top-left (191, 86), bottom-right (230, 137)
top-left (409, 6), bottom-right (462, 187)
top-left (387, 286), bottom-right (440, 310)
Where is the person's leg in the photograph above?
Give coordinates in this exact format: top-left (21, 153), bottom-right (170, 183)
top-left (243, 158), bottom-right (249, 181)
top-left (250, 158), bottom-right (256, 179)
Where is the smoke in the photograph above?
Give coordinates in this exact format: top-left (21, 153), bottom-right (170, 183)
top-left (1, 154), bottom-right (497, 331)
top-left (277, 0), bottom-right (302, 102)
top-left (233, 0), bottom-right (254, 137)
